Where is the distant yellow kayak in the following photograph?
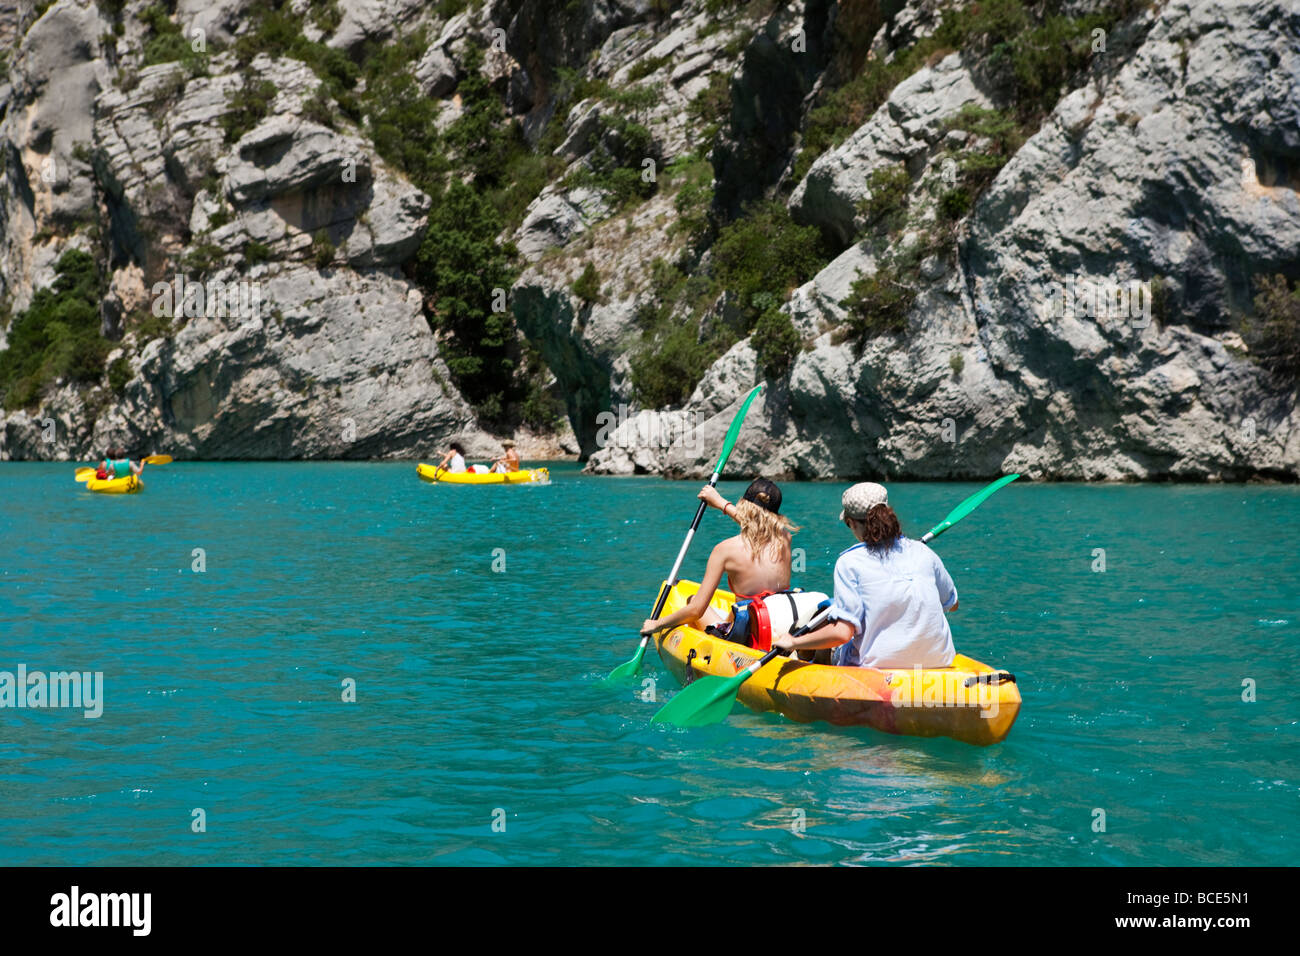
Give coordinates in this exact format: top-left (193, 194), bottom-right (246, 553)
top-left (416, 463), bottom-right (549, 485)
top-left (84, 475), bottom-right (142, 494)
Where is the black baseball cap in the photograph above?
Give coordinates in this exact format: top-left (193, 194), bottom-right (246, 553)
top-left (742, 478), bottom-right (782, 514)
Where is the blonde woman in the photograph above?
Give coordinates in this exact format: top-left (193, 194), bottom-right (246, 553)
top-left (640, 478), bottom-right (798, 638)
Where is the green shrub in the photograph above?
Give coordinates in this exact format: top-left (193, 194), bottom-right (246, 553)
top-left (687, 72), bottom-right (731, 141)
top-left (444, 47), bottom-right (515, 187)
top-left (628, 55), bottom-right (671, 82)
top-left (311, 230), bottom-right (336, 269)
top-left (572, 262), bottom-right (602, 304)
top-left (108, 356), bottom-right (133, 395)
top-left (949, 353), bottom-right (964, 377)
top-left (630, 318), bottom-right (722, 408)
top-left (140, 4), bottom-right (207, 71)
top-left (859, 164), bottom-right (911, 234)
top-left (411, 181), bottom-right (519, 422)
top-left (366, 33), bottom-right (448, 192)
top-left (795, 57), bottom-right (907, 182)
top-left (841, 259), bottom-right (915, 351)
top-left (752, 306), bottom-right (801, 378)
top-left (221, 77), bottom-right (278, 143)
top-left (938, 187), bottom-right (972, 221)
top-left (181, 240), bottom-right (226, 278)
top-left (668, 152), bottom-right (715, 249)
top-left (0, 250), bottom-right (107, 410)
top-left (710, 200), bottom-right (828, 331)
top-left (309, 0), bottom-right (342, 32)
top-left (244, 240), bottom-right (272, 266)
top-left (567, 115), bottom-right (659, 207)
top-left (1243, 274), bottom-right (1300, 375)
top-left (131, 310), bottom-right (174, 344)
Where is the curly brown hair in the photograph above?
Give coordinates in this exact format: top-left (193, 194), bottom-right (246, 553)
top-left (851, 504), bottom-right (902, 549)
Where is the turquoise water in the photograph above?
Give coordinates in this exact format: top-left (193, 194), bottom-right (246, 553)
top-left (0, 461), bottom-right (1296, 866)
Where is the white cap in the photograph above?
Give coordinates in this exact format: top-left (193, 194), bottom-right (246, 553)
top-left (840, 482), bottom-right (888, 520)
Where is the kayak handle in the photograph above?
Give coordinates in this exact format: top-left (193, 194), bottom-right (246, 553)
top-left (963, 671), bottom-right (1016, 687)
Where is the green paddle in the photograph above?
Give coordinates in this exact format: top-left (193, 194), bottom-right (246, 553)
top-left (650, 473), bottom-right (1021, 727)
top-left (651, 607), bottom-right (832, 727)
top-left (605, 383), bottom-right (765, 681)
top-left (919, 473), bottom-right (1019, 542)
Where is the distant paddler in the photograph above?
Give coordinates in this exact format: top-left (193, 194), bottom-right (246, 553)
top-left (433, 441), bottom-right (468, 476)
top-left (75, 451), bottom-right (171, 483)
top-left (490, 439), bottom-right (520, 474)
top-left (98, 446), bottom-right (146, 481)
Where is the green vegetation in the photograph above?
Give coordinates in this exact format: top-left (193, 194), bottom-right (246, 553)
top-left (840, 242), bottom-right (932, 351)
top-left (630, 316), bottom-right (724, 408)
top-left (519, 345), bottom-right (566, 431)
top-left (859, 164), bottom-right (911, 235)
top-left (566, 113), bottom-right (660, 208)
top-left (140, 4), bottom-right (208, 72)
top-left (793, 0), bottom-right (1137, 186)
top-left (949, 353), bottom-right (965, 377)
top-left (628, 202), bottom-right (827, 402)
top-left (687, 73), bottom-right (731, 142)
top-left (107, 356), bottom-right (133, 395)
top-left (0, 251), bottom-right (108, 411)
top-left (311, 230), bottom-right (335, 269)
top-left (411, 182), bottom-right (519, 422)
top-left (308, 0), bottom-right (342, 33)
top-left (244, 240), bottom-right (272, 266)
top-left (572, 263), bottom-right (602, 304)
top-left (752, 306), bottom-right (801, 378)
top-left (1243, 274), bottom-right (1300, 375)
top-left (221, 78), bottom-right (278, 143)
top-left (628, 55), bottom-right (672, 82)
top-left (709, 200), bottom-right (828, 330)
top-left (668, 152), bottom-right (715, 250)
top-left (181, 240), bottom-right (226, 278)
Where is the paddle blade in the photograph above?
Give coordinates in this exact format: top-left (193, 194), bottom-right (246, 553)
top-left (651, 673), bottom-right (746, 727)
top-left (75, 468), bottom-right (95, 482)
top-left (923, 473), bottom-right (1020, 541)
top-left (711, 384), bottom-right (764, 475)
top-left (143, 455), bottom-right (173, 465)
top-left (604, 639), bottom-right (647, 682)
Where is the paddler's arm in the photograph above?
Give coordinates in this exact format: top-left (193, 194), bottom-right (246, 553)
top-left (641, 542), bottom-right (729, 635)
top-left (698, 486), bottom-right (741, 525)
top-left (772, 620), bottom-right (854, 652)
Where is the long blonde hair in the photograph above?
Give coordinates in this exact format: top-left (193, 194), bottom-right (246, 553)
top-left (734, 498), bottom-right (799, 560)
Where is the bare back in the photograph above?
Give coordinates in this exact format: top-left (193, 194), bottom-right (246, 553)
top-left (716, 531), bottom-right (791, 597)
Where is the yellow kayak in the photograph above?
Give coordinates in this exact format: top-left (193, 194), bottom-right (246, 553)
top-left (416, 463), bottom-right (549, 484)
top-left (655, 580), bottom-right (1021, 746)
top-left (85, 475), bottom-right (143, 494)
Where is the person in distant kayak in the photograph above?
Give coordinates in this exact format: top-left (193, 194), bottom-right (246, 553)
top-left (490, 439), bottom-right (520, 474)
top-left (101, 447), bottom-right (144, 479)
top-left (435, 441), bottom-right (468, 473)
top-left (771, 482), bottom-right (957, 668)
top-left (640, 478), bottom-right (798, 638)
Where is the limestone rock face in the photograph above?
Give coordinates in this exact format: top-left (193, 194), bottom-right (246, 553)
top-left (0, 0), bottom-right (111, 307)
top-left (588, 0), bottom-right (1300, 481)
top-left (790, 54), bottom-right (995, 247)
top-left (1, 0), bottom-right (1296, 477)
top-left (0, 33), bottom-right (489, 460)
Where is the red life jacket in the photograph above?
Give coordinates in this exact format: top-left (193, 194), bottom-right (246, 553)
top-left (736, 590), bottom-right (780, 651)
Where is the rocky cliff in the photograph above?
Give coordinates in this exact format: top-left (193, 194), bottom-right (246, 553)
top-left (0, 0), bottom-right (1296, 478)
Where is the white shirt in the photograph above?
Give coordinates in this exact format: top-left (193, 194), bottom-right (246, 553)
top-left (829, 538), bottom-right (957, 668)
top-left (448, 453), bottom-right (466, 472)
